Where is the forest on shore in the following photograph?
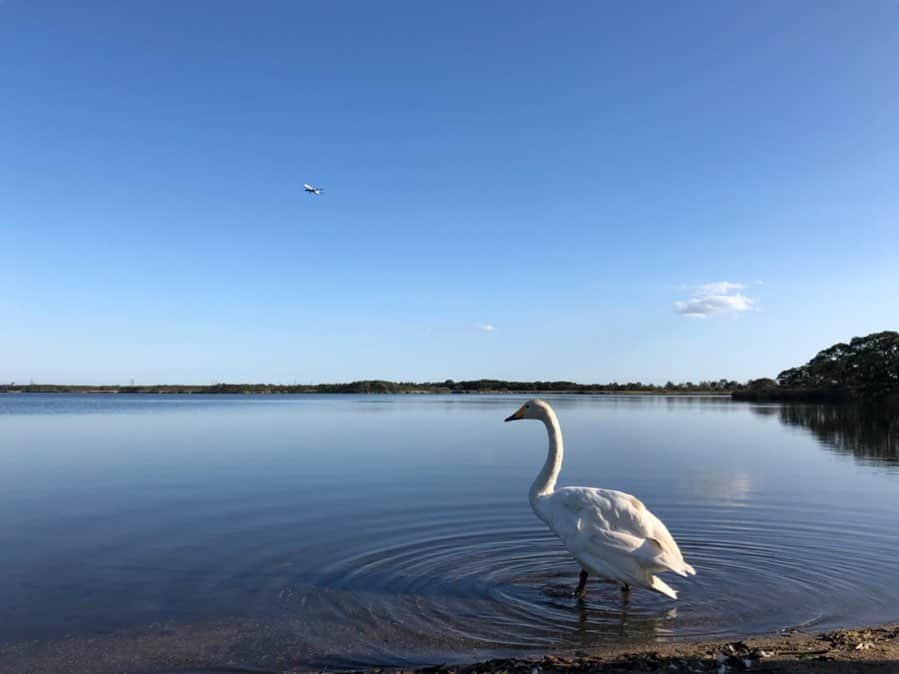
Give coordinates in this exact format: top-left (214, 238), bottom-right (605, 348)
top-left (0, 379), bottom-right (743, 395)
top-left (733, 330), bottom-right (898, 402)
top-left (5, 332), bottom-right (895, 400)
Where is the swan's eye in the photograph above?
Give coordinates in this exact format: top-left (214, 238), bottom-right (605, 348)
top-left (525, 404), bottom-right (530, 409)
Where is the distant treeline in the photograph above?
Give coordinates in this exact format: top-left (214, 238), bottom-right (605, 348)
top-left (8, 331), bottom-right (896, 401)
top-left (0, 378), bottom-right (748, 395)
top-left (733, 331), bottom-right (899, 402)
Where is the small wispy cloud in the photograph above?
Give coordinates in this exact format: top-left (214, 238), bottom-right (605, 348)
top-left (477, 323), bottom-right (497, 332)
top-left (694, 281), bottom-right (744, 295)
top-left (675, 281), bottom-right (757, 318)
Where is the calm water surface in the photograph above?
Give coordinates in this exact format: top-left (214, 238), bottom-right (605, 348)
top-left (1, 394), bottom-right (897, 670)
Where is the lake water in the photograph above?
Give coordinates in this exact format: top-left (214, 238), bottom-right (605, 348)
top-left (1, 394), bottom-right (897, 672)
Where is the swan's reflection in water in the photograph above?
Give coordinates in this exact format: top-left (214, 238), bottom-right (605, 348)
top-left (569, 589), bottom-right (678, 646)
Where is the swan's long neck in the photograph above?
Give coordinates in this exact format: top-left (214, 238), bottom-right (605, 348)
top-left (529, 409), bottom-right (563, 504)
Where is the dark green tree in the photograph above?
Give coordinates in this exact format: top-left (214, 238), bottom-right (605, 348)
top-left (777, 331), bottom-right (899, 398)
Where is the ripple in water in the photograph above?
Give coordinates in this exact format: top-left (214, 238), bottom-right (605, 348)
top-left (2, 394), bottom-right (899, 672)
top-left (231, 501), bottom-right (898, 668)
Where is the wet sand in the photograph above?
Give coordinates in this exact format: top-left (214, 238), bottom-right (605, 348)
top-left (2, 622), bottom-right (898, 673)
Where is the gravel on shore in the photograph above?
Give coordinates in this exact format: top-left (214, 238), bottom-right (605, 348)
top-left (3, 623), bottom-right (898, 673)
top-left (388, 625), bottom-right (899, 674)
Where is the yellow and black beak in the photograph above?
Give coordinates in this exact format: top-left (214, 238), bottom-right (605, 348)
top-left (504, 406), bottom-right (526, 422)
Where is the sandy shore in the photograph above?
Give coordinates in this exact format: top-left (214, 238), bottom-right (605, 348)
top-left (2, 623), bottom-right (898, 673)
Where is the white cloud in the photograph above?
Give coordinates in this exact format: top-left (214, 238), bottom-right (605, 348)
top-left (696, 281), bottom-right (745, 295)
top-left (675, 281), bottom-right (757, 318)
top-left (477, 323), bottom-right (497, 332)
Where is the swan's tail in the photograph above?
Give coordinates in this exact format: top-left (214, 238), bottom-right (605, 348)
top-left (653, 547), bottom-right (695, 577)
top-left (673, 561), bottom-right (696, 577)
top-left (649, 575), bottom-right (678, 599)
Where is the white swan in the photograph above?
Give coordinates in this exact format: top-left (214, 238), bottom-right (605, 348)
top-left (505, 399), bottom-right (695, 600)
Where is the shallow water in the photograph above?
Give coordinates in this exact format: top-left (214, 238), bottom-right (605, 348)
top-left (1, 394), bottom-right (897, 669)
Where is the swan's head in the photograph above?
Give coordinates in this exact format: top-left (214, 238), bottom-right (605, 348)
top-left (504, 399), bottom-right (553, 423)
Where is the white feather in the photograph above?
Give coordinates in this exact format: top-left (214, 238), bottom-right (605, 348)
top-left (508, 399), bottom-right (695, 599)
top-left (534, 486), bottom-right (694, 598)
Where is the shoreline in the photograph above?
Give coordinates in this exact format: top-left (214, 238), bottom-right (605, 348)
top-left (2, 622), bottom-right (897, 673)
top-left (1, 388), bottom-right (734, 396)
top-left (401, 624), bottom-right (899, 674)
top-left (0, 380), bottom-right (743, 396)
top-left (6, 388), bottom-right (895, 407)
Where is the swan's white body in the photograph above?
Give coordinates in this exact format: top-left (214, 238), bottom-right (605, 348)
top-left (507, 399), bottom-right (695, 599)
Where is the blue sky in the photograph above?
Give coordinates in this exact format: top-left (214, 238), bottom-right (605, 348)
top-left (2, 1), bottom-right (898, 385)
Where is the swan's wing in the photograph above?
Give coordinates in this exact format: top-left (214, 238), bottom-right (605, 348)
top-left (542, 487), bottom-right (695, 578)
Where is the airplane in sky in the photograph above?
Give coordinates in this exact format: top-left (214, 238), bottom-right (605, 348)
top-left (303, 183), bottom-right (323, 195)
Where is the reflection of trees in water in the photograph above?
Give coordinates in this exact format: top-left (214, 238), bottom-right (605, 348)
top-left (747, 405), bottom-right (779, 417)
top-left (773, 401), bottom-right (899, 464)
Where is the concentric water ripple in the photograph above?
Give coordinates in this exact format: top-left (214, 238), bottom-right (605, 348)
top-left (221, 498), bottom-right (899, 664)
top-left (2, 394), bottom-right (899, 672)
